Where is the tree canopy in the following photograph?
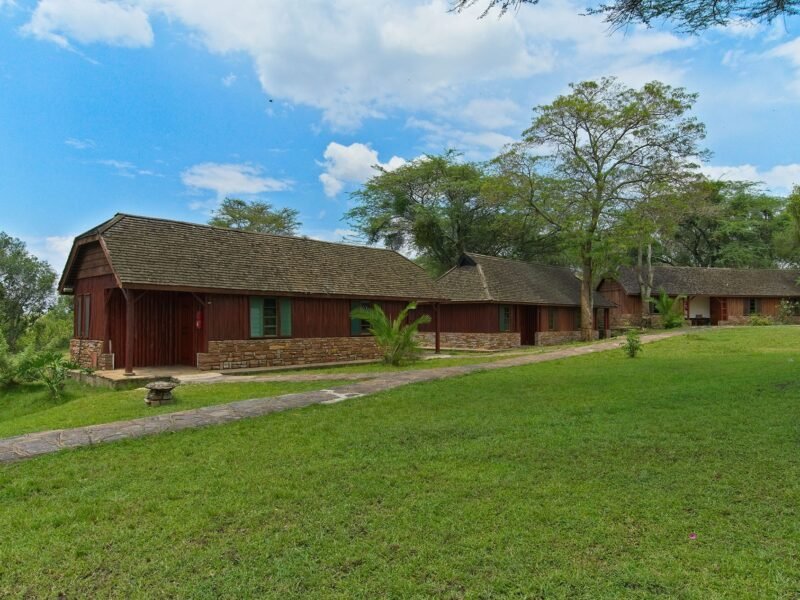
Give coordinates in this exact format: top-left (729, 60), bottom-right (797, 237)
top-left (451, 0), bottom-right (798, 32)
top-left (209, 197), bottom-right (301, 235)
top-left (0, 233), bottom-right (57, 351)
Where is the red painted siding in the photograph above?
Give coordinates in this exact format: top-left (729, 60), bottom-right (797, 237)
top-left (73, 274), bottom-right (116, 340)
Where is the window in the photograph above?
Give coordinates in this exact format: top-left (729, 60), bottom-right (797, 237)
top-left (746, 298), bottom-right (761, 315)
top-left (350, 300), bottom-right (372, 335)
top-left (74, 294), bottom-right (91, 339)
top-left (573, 308), bottom-right (581, 330)
top-left (250, 297), bottom-right (292, 338)
top-left (499, 305), bottom-right (512, 332)
top-left (548, 307), bottom-right (557, 331)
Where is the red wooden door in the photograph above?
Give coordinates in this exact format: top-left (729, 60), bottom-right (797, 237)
top-left (520, 306), bottom-right (539, 345)
top-left (177, 294), bottom-right (196, 366)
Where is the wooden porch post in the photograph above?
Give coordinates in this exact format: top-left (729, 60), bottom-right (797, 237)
top-left (434, 303), bottom-right (441, 354)
top-left (124, 289), bottom-right (135, 376)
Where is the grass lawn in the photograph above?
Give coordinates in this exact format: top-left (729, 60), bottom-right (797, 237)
top-left (2, 326), bottom-right (800, 597)
top-left (0, 379), bottom-right (349, 439)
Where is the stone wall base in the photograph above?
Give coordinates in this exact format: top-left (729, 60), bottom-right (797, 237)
top-left (69, 339), bottom-right (105, 370)
top-left (417, 331), bottom-right (521, 351)
top-left (197, 336), bottom-right (382, 371)
top-left (535, 330), bottom-right (600, 346)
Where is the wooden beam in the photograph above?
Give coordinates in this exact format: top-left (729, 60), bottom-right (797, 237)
top-left (434, 303), bottom-right (441, 354)
top-left (123, 289), bottom-right (135, 376)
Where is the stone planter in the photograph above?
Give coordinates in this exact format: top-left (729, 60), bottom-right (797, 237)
top-left (145, 381), bottom-right (177, 406)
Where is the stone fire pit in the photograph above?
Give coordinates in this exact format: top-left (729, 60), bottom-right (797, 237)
top-left (145, 381), bottom-right (177, 407)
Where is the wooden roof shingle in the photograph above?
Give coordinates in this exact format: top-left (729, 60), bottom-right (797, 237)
top-left (614, 266), bottom-right (800, 297)
top-left (62, 214), bottom-right (443, 300)
top-left (437, 253), bottom-right (615, 307)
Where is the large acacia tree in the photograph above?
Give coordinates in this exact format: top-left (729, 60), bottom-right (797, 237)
top-left (345, 151), bottom-right (560, 274)
top-left (451, 0), bottom-right (798, 32)
top-left (209, 197), bottom-right (300, 235)
top-left (520, 77), bottom-right (707, 340)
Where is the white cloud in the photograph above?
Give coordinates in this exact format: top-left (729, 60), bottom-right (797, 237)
top-left (768, 37), bottom-right (800, 94)
top-left (22, 0), bottom-right (153, 48)
top-left (460, 98), bottom-right (522, 129)
top-left (407, 117), bottom-right (515, 157)
top-left (181, 162), bottom-right (292, 204)
top-left (97, 158), bottom-right (160, 178)
top-left (221, 73), bottom-right (237, 87)
top-left (319, 142), bottom-right (405, 197)
top-left (701, 163), bottom-right (800, 193)
top-left (65, 137), bottom-right (95, 149)
top-left (22, 234), bottom-right (74, 271)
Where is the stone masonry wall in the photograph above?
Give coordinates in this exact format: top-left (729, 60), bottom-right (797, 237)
top-left (197, 336), bottom-right (383, 371)
top-left (69, 338), bottom-right (104, 369)
top-left (535, 330), bottom-right (600, 346)
top-left (417, 331), bottom-right (521, 351)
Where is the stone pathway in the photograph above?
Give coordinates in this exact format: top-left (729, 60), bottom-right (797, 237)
top-left (0, 329), bottom-right (695, 463)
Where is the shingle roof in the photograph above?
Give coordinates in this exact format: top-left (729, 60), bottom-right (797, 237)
top-left (64, 214), bottom-right (443, 300)
top-left (614, 266), bottom-right (800, 297)
top-left (437, 253), bottom-right (615, 307)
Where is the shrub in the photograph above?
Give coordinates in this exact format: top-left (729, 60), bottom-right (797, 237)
top-left (14, 349), bottom-right (77, 400)
top-left (350, 302), bottom-right (431, 366)
top-left (650, 291), bottom-right (686, 329)
top-left (18, 296), bottom-right (73, 352)
top-left (0, 329), bottom-right (12, 387)
top-left (748, 314), bottom-right (773, 326)
top-left (776, 300), bottom-right (799, 324)
top-left (621, 328), bottom-right (643, 358)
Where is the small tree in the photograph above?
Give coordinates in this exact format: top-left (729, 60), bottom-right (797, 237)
top-left (350, 302), bottom-right (431, 366)
top-left (651, 291), bottom-right (686, 329)
top-left (621, 328), bottom-right (643, 358)
top-left (0, 327), bottom-right (12, 388)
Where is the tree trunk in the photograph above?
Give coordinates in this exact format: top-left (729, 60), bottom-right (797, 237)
top-left (580, 254), bottom-right (594, 342)
top-left (637, 241), bottom-right (653, 328)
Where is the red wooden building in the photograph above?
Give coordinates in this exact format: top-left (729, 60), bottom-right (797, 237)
top-left (598, 266), bottom-right (800, 326)
top-left (418, 253), bottom-right (615, 350)
top-left (59, 214), bottom-right (443, 373)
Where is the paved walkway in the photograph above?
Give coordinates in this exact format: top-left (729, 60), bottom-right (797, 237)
top-left (0, 330), bottom-right (693, 463)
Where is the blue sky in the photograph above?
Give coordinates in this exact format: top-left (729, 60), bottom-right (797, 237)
top-left (2, 0), bottom-right (800, 271)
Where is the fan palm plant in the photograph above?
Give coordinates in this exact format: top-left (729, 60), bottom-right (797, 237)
top-left (350, 302), bottom-right (432, 366)
top-left (650, 291), bottom-right (686, 329)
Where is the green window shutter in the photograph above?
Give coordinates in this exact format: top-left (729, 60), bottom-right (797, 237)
top-left (350, 300), bottom-right (362, 336)
top-left (249, 297), bottom-right (264, 337)
top-left (279, 297), bottom-right (292, 337)
top-left (499, 305), bottom-right (508, 332)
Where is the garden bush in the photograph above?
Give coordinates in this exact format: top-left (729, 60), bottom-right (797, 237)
top-left (621, 328), bottom-right (643, 358)
top-left (650, 291), bottom-right (686, 329)
top-left (748, 314), bottom-right (773, 326)
top-left (14, 349), bottom-right (77, 400)
top-left (350, 302), bottom-right (431, 366)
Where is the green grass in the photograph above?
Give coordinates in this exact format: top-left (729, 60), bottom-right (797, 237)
top-left (2, 326), bottom-right (800, 597)
top-left (0, 379), bottom-right (348, 438)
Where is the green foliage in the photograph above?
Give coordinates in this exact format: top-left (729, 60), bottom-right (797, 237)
top-left (18, 296), bottom-right (73, 352)
top-left (346, 151), bottom-right (561, 275)
top-left (747, 314), bottom-right (773, 326)
top-left (0, 327), bottom-right (12, 388)
top-left (621, 328), bottom-right (643, 358)
top-left (0, 232), bottom-right (57, 351)
top-left (451, 0), bottom-right (796, 32)
top-left (350, 302), bottom-right (431, 365)
top-left (776, 299), bottom-right (799, 324)
top-left (651, 291), bottom-right (686, 329)
top-left (14, 350), bottom-right (77, 400)
top-left (209, 197), bottom-right (300, 235)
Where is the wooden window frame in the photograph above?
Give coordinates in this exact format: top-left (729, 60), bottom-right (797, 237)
top-left (746, 298), bottom-right (761, 315)
top-left (351, 300), bottom-right (373, 336)
top-left (499, 305), bottom-right (512, 332)
top-left (249, 296), bottom-right (292, 339)
top-left (548, 307), bottom-right (557, 331)
top-left (74, 294), bottom-right (91, 339)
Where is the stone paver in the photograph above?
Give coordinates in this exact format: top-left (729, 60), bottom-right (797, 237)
top-left (0, 329), bottom-right (694, 463)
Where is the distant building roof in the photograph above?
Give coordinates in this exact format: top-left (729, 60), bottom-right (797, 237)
top-left (437, 253), bottom-right (615, 307)
top-left (613, 265), bottom-right (800, 297)
top-left (60, 213), bottom-right (443, 300)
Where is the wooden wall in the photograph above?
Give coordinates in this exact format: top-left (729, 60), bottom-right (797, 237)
top-left (73, 274), bottom-right (116, 340)
top-left (206, 295), bottom-right (411, 341)
top-left (420, 303), bottom-right (508, 334)
top-left (73, 242), bottom-right (112, 280)
top-left (597, 279), bottom-right (639, 318)
top-left (536, 306), bottom-right (581, 332)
